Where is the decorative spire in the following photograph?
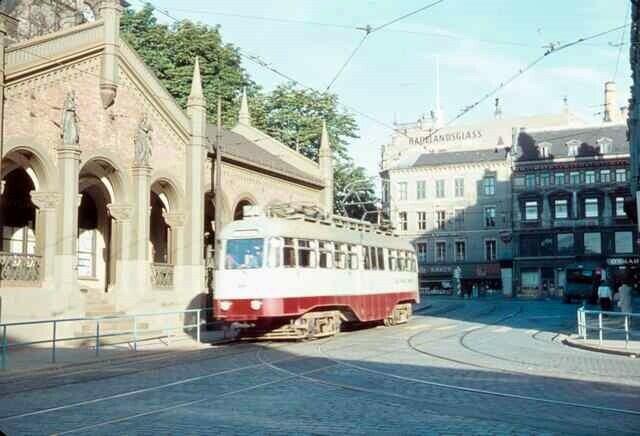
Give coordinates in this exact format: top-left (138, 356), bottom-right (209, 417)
top-left (238, 87), bottom-right (251, 126)
top-left (187, 57), bottom-right (204, 108)
top-left (319, 119), bottom-right (331, 154)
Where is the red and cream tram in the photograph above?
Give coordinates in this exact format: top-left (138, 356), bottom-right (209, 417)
top-left (214, 206), bottom-right (419, 339)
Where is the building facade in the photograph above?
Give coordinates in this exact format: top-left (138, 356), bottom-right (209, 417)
top-left (382, 147), bottom-right (513, 294)
top-left (0, 1), bottom-right (333, 336)
top-left (512, 123), bottom-right (637, 297)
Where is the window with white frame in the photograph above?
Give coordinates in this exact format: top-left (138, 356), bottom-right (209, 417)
top-left (570, 172), bottom-right (580, 185)
top-left (555, 172), bottom-right (566, 185)
top-left (485, 240), bottom-right (497, 261)
top-left (398, 212), bottom-right (408, 231)
top-left (436, 210), bottom-right (446, 230)
top-left (416, 242), bottom-right (427, 263)
top-left (584, 198), bottom-right (599, 218)
top-left (417, 211), bottom-right (427, 230)
top-left (597, 137), bottom-right (612, 154)
top-left (416, 180), bottom-right (426, 200)
top-left (454, 178), bottom-right (464, 197)
top-left (483, 176), bottom-right (496, 196)
top-left (2, 225), bottom-right (36, 255)
top-left (77, 229), bottom-right (97, 277)
top-left (567, 140), bottom-right (579, 156)
top-left (484, 206), bottom-right (496, 227)
top-left (525, 201), bottom-right (538, 220)
top-left (525, 174), bottom-right (535, 188)
top-left (436, 179), bottom-right (445, 198)
top-left (455, 240), bottom-right (466, 261)
top-left (585, 171), bottom-right (595, 184)
top-left (584, 232), bottom-right (602, 254)
top-left (435, 241), bottom-right (446, 263)
top-left (540, 173), bottom-right (550, 187)
top-left (615, 197), bottom-right (626, 217)
top-left (615, 169), bottom-right (627, 183)
top-left (600, 169), bottom-right (611, 183)
top-left (554, 199), bottom-right (568, 219)
top-left (615, 231), bottom-right (633, 254)
top-left (398, 182), bottom-right (408, 200)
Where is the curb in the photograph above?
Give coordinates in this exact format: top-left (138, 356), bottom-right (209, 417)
top-left (562, 337), bottom-right (639, 357)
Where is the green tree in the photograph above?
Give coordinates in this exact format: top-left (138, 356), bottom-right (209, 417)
top-left (121, 4), bottom-right (257, 125)
top-left (121, 5), bottom-right (378, 220)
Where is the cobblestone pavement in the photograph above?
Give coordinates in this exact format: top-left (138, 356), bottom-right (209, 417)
top-left (1, 298), bottom-right (639, 435)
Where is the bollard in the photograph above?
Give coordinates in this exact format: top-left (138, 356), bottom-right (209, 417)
top-left (598, 312), bottom-right (603, 345)
top-left (1, 324), bottom-right (7, 370)
top-left (196, 310), bottom-right (201, 343)
top-left (96, 321), bottom-right (100, 356)
top-left (52, 320), bottom-right (57, 363)
top-left (625, 315), bottom-right (629, 349)
top-left (133, 315), bottom-right (137, 352)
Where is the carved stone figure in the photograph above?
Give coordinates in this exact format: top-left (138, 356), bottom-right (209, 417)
top-left (134, 114), bottom-right (153, 165)
top-left (61, 91), bottom-right (79, 145)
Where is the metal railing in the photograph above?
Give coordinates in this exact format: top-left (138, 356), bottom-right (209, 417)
top-left (151, 263), bottom-right (174, 288)
top-left (0, 308), bottom-right (206, 370)
top-left (577, 306), bottom-right (639, 348)
top-left (0, 252), bottom-right (42, 284)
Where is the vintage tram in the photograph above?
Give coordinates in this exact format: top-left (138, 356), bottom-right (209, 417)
top-left (214, 205), bottom-right (419, 339)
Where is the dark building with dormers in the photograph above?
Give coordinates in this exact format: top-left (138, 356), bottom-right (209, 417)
top-left (511, 123), bottom-right (637, 298)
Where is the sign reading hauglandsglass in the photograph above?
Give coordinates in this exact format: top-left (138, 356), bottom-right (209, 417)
top-left (409, 129), bottom-right (483, 145)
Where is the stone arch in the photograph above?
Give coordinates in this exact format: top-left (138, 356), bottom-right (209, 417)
top-left (2, 140), bottom-right (56, 192)
top-left (232, 194), bottom-right (258, 221)
top-left (151, 172), bottom-right (184, 212)
top-left (203, 183), bottom-right (232, 225)
top-left (80, 150), bottom-right (130, 203)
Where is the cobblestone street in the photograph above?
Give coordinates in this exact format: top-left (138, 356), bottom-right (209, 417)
top-left (1, 298), bottom-right (639, 435)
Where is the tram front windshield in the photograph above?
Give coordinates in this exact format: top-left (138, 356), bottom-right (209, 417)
top-left (225, 238), bottom-right (264, 269)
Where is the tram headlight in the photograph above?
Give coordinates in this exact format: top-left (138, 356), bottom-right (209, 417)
top-left (219, 301), bottom-right (232, 311)
top-left (250, 299), bottom-right (263, 310)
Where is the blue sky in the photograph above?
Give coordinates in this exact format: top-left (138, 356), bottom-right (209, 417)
top-left (142, 0), bottom-right (632, 177)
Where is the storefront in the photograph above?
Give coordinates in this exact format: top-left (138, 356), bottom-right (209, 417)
top-left (419, 263), bottom-right (502, 295)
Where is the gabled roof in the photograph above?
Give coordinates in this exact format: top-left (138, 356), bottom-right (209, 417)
top-left (207, 126), bottom-right (324, 188)
top-left (516, 124), bottom-right (628, 161)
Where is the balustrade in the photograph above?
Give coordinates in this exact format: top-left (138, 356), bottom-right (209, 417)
top-left (0, 252), bottom-right (42, 285)
top-left (151, 263), bottom-right (174, 288)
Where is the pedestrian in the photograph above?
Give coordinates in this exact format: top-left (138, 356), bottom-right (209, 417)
top-left (598, 280), bottom-right (613, 312)
top-left (615, 280), bottom-right (633, 314)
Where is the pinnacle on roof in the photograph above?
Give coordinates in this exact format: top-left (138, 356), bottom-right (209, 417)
top-left (320, 119), bottom-right (331, 153)
top-left (238, 87), bottom-right (251, 126)
top-left (187, 57), bottom-right (205, 107)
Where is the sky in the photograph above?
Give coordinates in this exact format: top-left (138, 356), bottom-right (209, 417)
top-left (138, 0), bottom-right (632, 178)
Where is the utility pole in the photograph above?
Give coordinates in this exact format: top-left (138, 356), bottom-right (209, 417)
top-left (214, 97), bottom-right (223, 270)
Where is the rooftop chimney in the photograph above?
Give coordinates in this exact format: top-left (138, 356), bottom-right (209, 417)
top-left (603, 81), bottom-right (619, 123)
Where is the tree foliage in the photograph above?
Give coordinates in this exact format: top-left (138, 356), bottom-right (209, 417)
top-left (121, 5), bottom-right (378, 220)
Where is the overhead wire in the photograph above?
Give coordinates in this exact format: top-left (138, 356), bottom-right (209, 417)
top-left (613, 1), bottom-right (631, 82)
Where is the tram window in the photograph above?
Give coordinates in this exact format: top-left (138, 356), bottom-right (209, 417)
top-left (363, 245), bottom-right (371, 270)
top-left (377, 247), bottom-right (385, 271)
top-left (283, 237), bottom-right (296, 268)
top-left (369, 247), bottom-right (378, 270)
top-left (348, 245), bottom-right (359, 269)
top-left (397, 251), bottom-right (406, 271)
top-left (319, 241), bottom-right (333, 268)
top-left (388, 250), bottom-right (396, 271)
top-left (267, 237), bottom-right (283, 267)
top-left (225, 238), bottom-right (264, 269)
top-left (335, 243), bottom-right (347, 269)
top-left (298, 239), bottom-right (317, 268)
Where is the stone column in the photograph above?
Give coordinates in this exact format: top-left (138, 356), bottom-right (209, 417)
top-left (130, 164), bottom-right (152, 293)
top-left (163, 212), bottom-right (188, 304)
top-left (30, 192), bottom-right (60, 288)
top-left (163, 212), bottom-right (186, 267)
top-left (107, 203), bottom-right (133, 307)
top-left (542, 194), bottom-right (551, 225)
top-left (603, 194), bottom-right (612, 224)
top-left (55, 144), bottom-right (81, 305)
top-left (572, 191), bottom-right (578, 219)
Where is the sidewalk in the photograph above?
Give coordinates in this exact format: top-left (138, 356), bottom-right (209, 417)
top-left (0, 328), bottom-right (228, 377)
top-left (563, 335), bottom-right (640, 357)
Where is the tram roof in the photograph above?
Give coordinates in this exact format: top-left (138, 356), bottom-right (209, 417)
top-left (220, 217), bottom-right (414, 251)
